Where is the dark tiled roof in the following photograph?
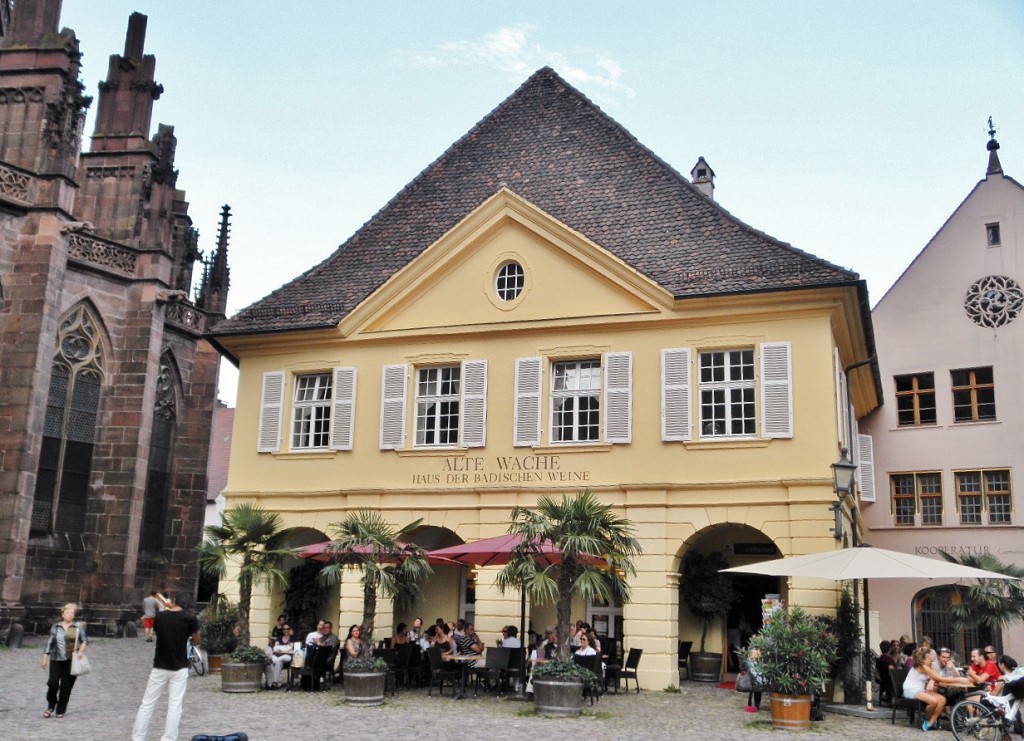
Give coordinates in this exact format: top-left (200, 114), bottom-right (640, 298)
top-left (214, 67), bottom-right (858, 336)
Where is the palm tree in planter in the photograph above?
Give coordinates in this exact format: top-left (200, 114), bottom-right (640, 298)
top-left (941, 552), bottom-right (1024, 641)
top-left (197, 503), bottom-right (300, 691)
top-left (317, 509), bottom-right (432, 706)
top-left (680, 550), bottom-right (735, 682)
top-left (497, 489), bottom-right (641, 716)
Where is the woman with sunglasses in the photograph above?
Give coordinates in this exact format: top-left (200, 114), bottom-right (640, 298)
top-left (265, 625), bottom-right (296, 688)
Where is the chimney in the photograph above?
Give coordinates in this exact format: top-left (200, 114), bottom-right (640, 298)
top-left (690, 156), bottom-right (715, 200)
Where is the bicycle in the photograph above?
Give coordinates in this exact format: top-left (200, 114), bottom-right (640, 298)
top-left (188, 638), bottom-right (207, 676)
top-left (951, 677), bottom-right (1024, 741)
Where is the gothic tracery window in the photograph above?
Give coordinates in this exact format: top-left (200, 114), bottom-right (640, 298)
top-left (31, 306), bottom-right (105, 534)
top-left (141, 357), bottom-right (178, 552)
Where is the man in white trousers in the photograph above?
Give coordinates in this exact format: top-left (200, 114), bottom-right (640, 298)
top-left (132, 591), bottom-right (201, 741)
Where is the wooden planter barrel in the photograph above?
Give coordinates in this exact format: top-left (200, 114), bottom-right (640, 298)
top-left (770, 692), bottom-right (812, 730)
top-left (220, 661), bottom-right (263, 693)
top-left (344, 670), bottom-right (386, 706)
top-left (533, 677), bottom-right (585, 717)
top-left (688, 652), bottom-right (723, 683)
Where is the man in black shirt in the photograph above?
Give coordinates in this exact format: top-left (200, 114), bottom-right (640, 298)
top-left (131, 591), bottom-right (201, 741)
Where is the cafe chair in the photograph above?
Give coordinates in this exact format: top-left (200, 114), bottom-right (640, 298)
top-left (572, 654), bottom-right (603, 704)
top-left (374, 647), bottom-right (399, 697)
top-left (889, 668), bottom-right (922, 725)
top-left (471, 647), bottom-right (510, 696)
top-left (678, 641), bottom-right (692, 681)
top-left (606, 647), bottom-right (643, 694)
top-left (426, 646), bottom-right (462, 697)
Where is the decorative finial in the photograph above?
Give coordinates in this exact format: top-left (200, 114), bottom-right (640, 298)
top-left (985, 116), bottom-right (1002, 176)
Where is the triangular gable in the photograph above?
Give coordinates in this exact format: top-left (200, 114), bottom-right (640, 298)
top-left (344, 188), bottom-right (670, 336)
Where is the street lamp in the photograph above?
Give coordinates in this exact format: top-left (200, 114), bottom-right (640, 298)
top-left (831, 447), bottom-right (857, 497)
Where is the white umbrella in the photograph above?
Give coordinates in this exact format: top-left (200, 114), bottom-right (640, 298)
top-left (721, 545), bottom-right (1021, 581)
top-left (721, 544), bottom-right (1020, 706)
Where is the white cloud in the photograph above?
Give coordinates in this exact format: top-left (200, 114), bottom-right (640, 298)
top-left (405, 24), bottom-right (633, 102)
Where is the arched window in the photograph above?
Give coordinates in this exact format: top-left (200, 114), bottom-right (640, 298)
top-left (140, 355), bottom-right (178, 552)
top-left (914, 585), bottom-right (998, 661)
top-left (31, 306), bottom-right (105, 534)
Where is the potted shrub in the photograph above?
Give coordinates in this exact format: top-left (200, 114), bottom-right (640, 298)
top-left (531, 658), bottom-right (598, 717)
top-left (342, 655), bottom-right (388, 706)
top-left (680, 550), bottom-right (735, 682)
top-left (199, 599), bottom-right (239, 673)
top-left (747, 606), bottom-right (838, 730)
top-left (317, 509), bottom-right (432, 654)
top-left (197, 503), bottom-right (300, 692)
top-left (316, 510), bottom-right (431, 706)
top-left (497, 489), bottom-right (641, 715)
top-left (221, 644), bottom-right (271, 693)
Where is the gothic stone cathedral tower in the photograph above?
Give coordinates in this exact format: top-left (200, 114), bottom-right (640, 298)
top-left (0, 2), bottom-right (228, 633)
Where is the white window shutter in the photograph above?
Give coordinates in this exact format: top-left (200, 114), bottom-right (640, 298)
top-left (379, 364), bottom-right (407, 450)
top-left (857, 433), bottom-right (875, 502)
top-left (460, 360), bottom-right (488, 448)
top-left (330, 367), bottom-right (357, 451)
top-left (761, 342), bottom-right (793, 439)
top-left (661, 348), bottom-right (692, 441)
top-left (513, 357), bottom-right (542, 447)
top-left (603, 352), bottom-right (632, 444)
top-left (257, 371), bottom-right (285, 453)
top-left (835, 348), bottom-right (848, 450)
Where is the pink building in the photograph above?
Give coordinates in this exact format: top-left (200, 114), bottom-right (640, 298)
top-left (860, 128), bottom-right (1024, 659)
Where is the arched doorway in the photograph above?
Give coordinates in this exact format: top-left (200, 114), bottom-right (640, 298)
top-left (913, 585), bottom-right (1000, 661)
top-left (678, 523), bottom-right (781, 673)
top-left (403, 525), bottom-right (467, 627)
top-left (278, 527), bottom-right (335, 637)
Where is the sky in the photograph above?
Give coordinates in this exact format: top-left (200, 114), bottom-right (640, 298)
top-left (59, 1), bottom-right (1024, 406)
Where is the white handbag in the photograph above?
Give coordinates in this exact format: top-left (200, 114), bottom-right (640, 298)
top-left (70, 623), bottom-right (91, 676)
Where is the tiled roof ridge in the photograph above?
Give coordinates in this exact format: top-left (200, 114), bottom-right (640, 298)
top-left (220, 67), bottom-right (860, 335)
top-left (524, 69), bottom-right (857, 283)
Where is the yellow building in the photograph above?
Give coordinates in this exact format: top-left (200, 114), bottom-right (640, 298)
top-left (211, 68), bottom-right (880, 688)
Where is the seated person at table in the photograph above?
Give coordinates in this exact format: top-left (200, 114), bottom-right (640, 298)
top-left (967, 647), bottom-right (1001, 687)
top-left (501, 625), bottom-right (522, 648)
top-left (344, 625), bottom-right (362, 663)
top-left (904, 646), bottom-right (974, 732)
top-left (305, 620), bottom-right (325, 647)
top-left (270, 614), bottom-right (287, 644)
top-left (574, 633), bottom-right (597, 657)
top-left (585, 629), bottom-right (602, 655)
top-left (875, 640), bottom-right (897, 705)
top-left (993, 655), bottom-right (1022, 696)
top-left (390, 622), bottom-right (409, 649)
top-left (935, 646), bottom-right (967, 704)
top-left (317, 621), bottom-right (339, 649)
top-left (455, 622), bottom-right (483, 668)
top-left (265, 625), bottom-right (296, 688)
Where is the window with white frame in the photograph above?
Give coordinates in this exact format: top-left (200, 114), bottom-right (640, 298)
top-left (495, 261), bottom-right (525, 302)
top-left (258, 368), bottom-right (357, 453)
top-left (380, 361), bottom-right (487, 451)
top-left (551, 360), bottom-right (601, 443)
top-left (699, 349), bottom-right (755, 437)
top-left (292, 373), bottom-right (333, 449)
top-left (415, 366), bottom-right (461, 446)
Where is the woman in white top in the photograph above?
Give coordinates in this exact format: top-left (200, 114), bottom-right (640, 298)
top-left (573, 634), bottom-right (597, 657)
top-left (904, 645), bottom-right (973, 731)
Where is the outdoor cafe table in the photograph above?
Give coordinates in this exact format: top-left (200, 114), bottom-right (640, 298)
top-left (443, 652), bottom-right (481, 699)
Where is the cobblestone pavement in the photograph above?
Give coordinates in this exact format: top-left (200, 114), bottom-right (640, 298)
top-left (1, 637), bottom-right (928, 741)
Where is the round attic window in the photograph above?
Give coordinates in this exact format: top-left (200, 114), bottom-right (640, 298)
top-left (963, 275), bottom-right (1024, 328)
top-left (495, 261), bottom-right (525, 302)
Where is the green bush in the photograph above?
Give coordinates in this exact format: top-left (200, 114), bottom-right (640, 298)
top-left (533, 658), bottom-right (597, 684)
top-left (344, 655), bottom-right (387, 671)
top-left (747, 606), bottom-right (838, 696)
top-left (227, 644), bottom-right (271, 665)
top-left (199, 600), bottom-right (239, 656)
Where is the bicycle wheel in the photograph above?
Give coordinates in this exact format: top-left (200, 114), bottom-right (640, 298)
top-left (950, 700), bottom-right (1002, 741)
top-left (190, 648), bottom-right (206, 676)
